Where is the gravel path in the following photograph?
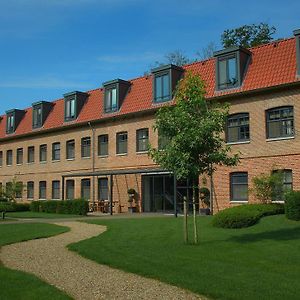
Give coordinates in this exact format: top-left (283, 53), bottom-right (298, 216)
top-left (0, 222), bottom-right (204, 300)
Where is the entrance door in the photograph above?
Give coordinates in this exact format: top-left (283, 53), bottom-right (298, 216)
top-left (142, 174), bottom-right (175, 213)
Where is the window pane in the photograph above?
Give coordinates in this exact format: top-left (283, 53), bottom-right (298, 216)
top-left (268, 121), bottom-right (281, 138)
top-left (219, 59), bottom-right (227, 87)
top-left (137, 129), bottom-right (149, 152)
top-left (27, 182), bottom-right (34, 199)
top-left (227, 127), bottom-right (239, 143)
top-left (117, 132), bottom-right (127, 154)
top-left (39, 181), bottom-right (46, 199)
top-left (81, 137), bottom-right (91, 157)
top-left (70, 99), bottom-right (75, 118)
top-left (231, 173), bottom-right (248, 201)
top-left (228, 57), bottom-right (237, 85)
top-left (162, 74), bottom-right (170, 99)
top-left (98, 135), bottom-right (108, 156)
top-left (98, 178), bottom-right (108, 200)
top-left (40, 144), bottom-right (47, 162)
top-left (66, 180), bottom-right (75, 199)
top-left (155, 76), bottom-right (162, 101)
top-left (52, 181), bottom-right (60, 199)
top-left (17, 148), bottom-right (23, 164)
top-left (52, 143), bottom-right (60, 160)
top-left (6, 150), bottom-right (13, 165)
top-left (28, 146), bottom-right (35, 163)
top-left (66, 140), bottom-right (75, 159)
top-left (111, 88), bottom-right (117, 110)
top-left (81, 179), bottom-right (90, 200)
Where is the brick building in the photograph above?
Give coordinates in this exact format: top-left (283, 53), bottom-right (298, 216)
top-left (0, 30), bottom-right (300, 214)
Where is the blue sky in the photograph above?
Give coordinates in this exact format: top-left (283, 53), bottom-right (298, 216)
top-left (0, 0), bottom-right (299, 114)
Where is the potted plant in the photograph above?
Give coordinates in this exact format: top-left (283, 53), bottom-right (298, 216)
top-left (127, 188), bottom-right (136, 213)
top-left (199, 187), bottom-right (210, 215)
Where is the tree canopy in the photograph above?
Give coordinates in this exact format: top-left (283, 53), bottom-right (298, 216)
top-left (221, 22), bottom-right (276, 48)
top-left (149, 72), bottom-right (239, 181)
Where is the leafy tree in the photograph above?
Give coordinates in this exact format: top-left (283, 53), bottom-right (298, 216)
top-left (252, 171), bottom-right (284, 203)
top-left (221, 22), bottom-right (276, 48)
top-left (149, 72), bottom-right (239, 243)
top-left (3, 177), bottom-right (25, 202)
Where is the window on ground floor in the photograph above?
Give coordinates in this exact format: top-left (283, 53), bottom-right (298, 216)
top-left (230, 172), bottom-right (248, 201)
top-left (98, 178), bottom-right (108, 201)
top-left (272, 169), bottom-right (293, 201)
top-left (27, 181), bottom-right (34, 199)
top-left (52, 180), bottom-right (60, 200)
top-left (15, 181), bottom-right (23, 199)
top-left (66, 180), bottom-right (75, 200)
top-left (81, 179), bottom-right (90, 200)
top-left (39, 181), bottom-right (47, 199)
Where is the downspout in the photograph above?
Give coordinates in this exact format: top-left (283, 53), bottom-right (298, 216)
top-left (88, 122), bottom-right (96, 210)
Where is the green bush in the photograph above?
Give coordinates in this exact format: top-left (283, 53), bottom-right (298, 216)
top-left (285, 191), bottom-right (300, 221)
top-left (212, 204), bottom-right (284, 229)
top-left (0, 202), bottom-right (30, 212)
top-left (29, 199), bottom-right (89, 215)
top-left (14, 203), bottom-right (30, 211)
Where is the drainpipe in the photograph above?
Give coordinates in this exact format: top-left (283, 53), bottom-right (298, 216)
top-left (88, 122), bottom-right (96, 210)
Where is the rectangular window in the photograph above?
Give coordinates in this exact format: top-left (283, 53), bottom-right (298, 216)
top-left (39, 144), bottom-right (47, 162)
top-left (104, 87), bottom-right (118, 113)
top-left (81, 179), bottom-right (90, 200)
top-left (98, 134), bottom-right (108, 156)
top-left (6, 150), bottom-right (13, 166)
top-left (66, 140), bottom-right (75, 160)
top-left (6, 114), bottom-right (15, 133)
top-left (272, 169), bottom-right (293, 201)
top-left (39, 181), bottom-right (47, 199)
top-left (116, 132), bottom-right (128, 154)
top-left (33, 105), bottom-right (42, 128)
top-left (16, 181), bottom-right (23, 199)
top-left (136, 128), bottom-right (149, 152)
top-left (266, 106), bottom-right (294, 139)
top-left (0, 151), bottom-right (3, 167)
top-left (218, 55), bottom-right (238, 90)
top-left (28, 146), bottom-right (35, 163)
top-left (66, 180), bottom-right (75, 199)
top-left (227, 113), bottom-right (250, 143)
top-left (98, 178), bottom-right (108, 200)
top-left (65, 98), bottom-right (76, 121)
top-left (154, 73), bottom-right (170, 102)
top-left (52, 181), bottom-right (60, 199)
top-left (27, 181), bottom-right (34, 199)
top-left (16, 148), bottom-right (23, 165)
top-left (230, 172), bottom-right (248, 201)
top-left (158, 131), bottom-right (169, 150)
top-left (81, 137), bottom-right (91, 158)
top-left (52, 142), bottom-right (60, 161)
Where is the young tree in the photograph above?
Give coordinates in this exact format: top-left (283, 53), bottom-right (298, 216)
top-left (149, 72), bottom-right (239, 243)
top-left (221, 23), bottom-right (276, 48)
top-left (3, 177), bottom-right (25, 202)
top-left (196, 42), bottom-right (217, 60)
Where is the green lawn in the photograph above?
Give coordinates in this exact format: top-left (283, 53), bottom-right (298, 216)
top-left (69, 215), bottom-right (300, 300)
top-left (6, 211), bottom-right (85, 219)
top-left (0, 223), bottom-right (71, 300)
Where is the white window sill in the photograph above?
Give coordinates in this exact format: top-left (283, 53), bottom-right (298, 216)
top-left (6, 164), bottom-right (12, 167)
top-left (116, 153), bottom-right (127, 156)
top-left (66, 158), bottom-right (75, 161)
top-left (266, 136), bottom-right (295, 142)
top-left (81, 156), bottom-right (91, 159)
top-left (226, 140), bottom-right (250, 146)
top-left (16, 163), bottom-right (23, 166)
top-left (27, 162), bottom-right (34, 165)
top-left (98, 155), bottom-right (108, 158)
top-left (52, 160), bottom-right (60, 163)
top-left (38, 198), bottom-right (47, 200)
top-left (272, 200), bottom-right (285, 204)
top-left (40, 161), bottom-right (47, 164)
top-left (136, 151), bottom-right (148, 155)
top-left (230, 201), bottom-right (248, 204)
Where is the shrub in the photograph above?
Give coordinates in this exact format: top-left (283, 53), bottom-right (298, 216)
top-left (14, 203), bottom-right (30, 212)
top-left (212, 203), bottom-right (284, 228)
top-left (285, 191), bottom-right (300, 221)
top-left (29, 199), bottom-right (89, 215)
top-left (0, 202), bottom-right (30, 212)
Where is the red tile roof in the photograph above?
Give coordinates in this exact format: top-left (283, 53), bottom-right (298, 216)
top-left (0, 37), bottom-right (299, 140)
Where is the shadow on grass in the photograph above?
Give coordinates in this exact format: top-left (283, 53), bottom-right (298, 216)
top-left (230, 226), bottom-right (300, 243)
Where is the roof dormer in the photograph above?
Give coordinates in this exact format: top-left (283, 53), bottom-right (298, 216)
top-left (151, 64), bottom-right (184, 103)
top-left (214, 46), bottom-right (251, 91)
top-left (294, 29), bottom-right (300, 76)
top-left (63, 91), bottom-right (88, 122)
top-left (32, 101), bottom-right (53, 129)
top-left (5, 109), bottom-right (25, 134)
top-left (103, 79), bottom-right (131, 113)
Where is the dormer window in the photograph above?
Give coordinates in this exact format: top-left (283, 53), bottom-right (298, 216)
top-left (63, 91), bottom-right (88, 122)
top-left (214, 46), bottom-right (251, 91)
top-left (105, 86), bottom-right (117, 113)
top-left (7, 113), bottom-right (14, 134)
top-left (32, 101), bottom-right (52, 129)
top-left (5, 109), bottom-right (25, 134)
top-left (103, 79), bottom-right (130, 114)
top-left (32, 105), bottom-right (42, 128)
top-left (151, 64), bottom-right (184, 103)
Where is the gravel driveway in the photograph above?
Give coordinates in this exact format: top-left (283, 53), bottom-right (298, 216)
top-left (0, 221), bottom-right (204, 299)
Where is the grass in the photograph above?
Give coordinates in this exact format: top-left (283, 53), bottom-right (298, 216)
top-left (69, 215), bottom-right (300, 300)
top-left (6, 211), bottom-right (85, 219)
top-left (0, 223), bottom-right (71, 300)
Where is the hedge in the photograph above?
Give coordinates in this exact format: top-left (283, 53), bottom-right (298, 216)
top-left (285, 191), bottom-right (300, 221)
top-left (0, 202), bottom-right (30, 212)
top-left (30, 199), bottom-right (89, 215)
top-left (212, 203), bottom-right (284, 229)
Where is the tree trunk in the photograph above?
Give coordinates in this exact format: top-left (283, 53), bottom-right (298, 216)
top-left (192, 183), bottom-right (198, 244)
top-left (183, 196), bottom-right (188, 244)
